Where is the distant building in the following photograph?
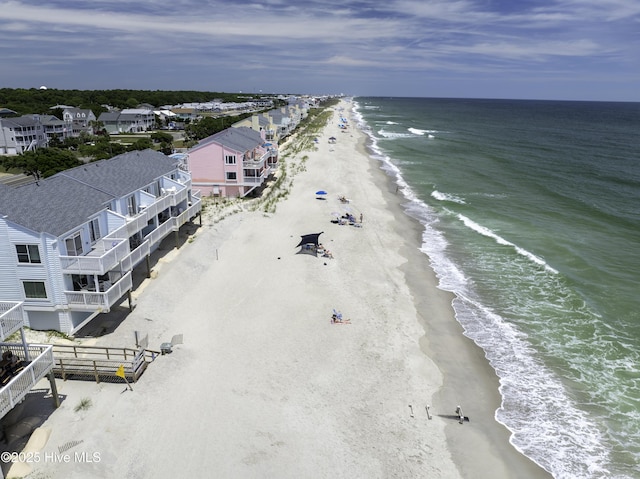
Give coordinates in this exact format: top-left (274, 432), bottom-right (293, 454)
top-left (0, 108), bottom-right (18, 118)
top-left (62, 108), bottom-right (97, 136)
top-left (169, 108), bottom-right (199, 122)
top-left (0, 115), bottom-right (47, 156)
top-left (40, 114), bottom-right (72, 143)
top-left (97, 109), bottom-right (155, 134)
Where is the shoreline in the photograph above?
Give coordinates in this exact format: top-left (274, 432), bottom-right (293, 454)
top-left (6, 99), bottom-right (550, 478)
top-left (355, 114), bottom-right (551, 477)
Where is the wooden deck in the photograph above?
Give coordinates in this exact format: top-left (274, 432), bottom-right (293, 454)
top-left (52, 344), bottom-right (159, 383)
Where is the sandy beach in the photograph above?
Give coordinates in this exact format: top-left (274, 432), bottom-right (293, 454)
top-left (5, 100), bottom-right (551, 478)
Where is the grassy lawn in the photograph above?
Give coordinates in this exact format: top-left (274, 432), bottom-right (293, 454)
top-left (110, 134), bottom-right (151, 143)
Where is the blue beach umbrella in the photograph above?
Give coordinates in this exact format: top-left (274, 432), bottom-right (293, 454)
top-left (315, 190), bottom-right (327, 195)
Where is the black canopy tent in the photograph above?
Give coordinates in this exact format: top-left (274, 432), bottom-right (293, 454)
top-left (296, 232), bottom-right (323, 256)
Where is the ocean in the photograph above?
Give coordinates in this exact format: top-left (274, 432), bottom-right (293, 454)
top-left (352, 97), bottom-right (640, 479)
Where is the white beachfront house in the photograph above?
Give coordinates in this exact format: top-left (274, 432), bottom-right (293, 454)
top-left (0, 149), bottom-right (201, 334)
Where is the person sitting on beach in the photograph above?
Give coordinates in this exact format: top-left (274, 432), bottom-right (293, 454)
top-left (331, 312), bottom-right (350, 324)
top-left (323, 250), bottom-right (334, 259)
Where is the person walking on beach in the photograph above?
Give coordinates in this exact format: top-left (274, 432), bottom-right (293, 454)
top-left (360, 213), bottom-right (363, 223)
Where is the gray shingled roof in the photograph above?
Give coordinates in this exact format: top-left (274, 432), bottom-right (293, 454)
top-left (97, 111), bottom-right (120, 122)
top-left (0, 150), bottom-right (179, 237)
top-left (0, 116), bottom-right (40, 128)
top-left (191, 126), bottom-right (263, 153)
top-left (257, 116), bottom-right (271, 128)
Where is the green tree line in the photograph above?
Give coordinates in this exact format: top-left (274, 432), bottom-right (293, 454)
top-left (0, 88), bottom-right (272, 117)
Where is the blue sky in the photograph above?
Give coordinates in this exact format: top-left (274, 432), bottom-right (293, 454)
top-left (1, 0), bottom-right (639, 101)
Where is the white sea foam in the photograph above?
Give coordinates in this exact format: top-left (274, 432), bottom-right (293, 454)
top-left (377, 129), bottom-right (414, 139)
top-left (453, 297), bottom-right (612, 478)
top-left (456, 214), bottom-right (559, 274)
top-left (431, 190), bottom-right (466, 204)
top-left (386, 121), bottom-right (398, 125)
top-left (353, 99), bottom-right (637, 477)
top-left (408, 127), bottom-right (438, 136)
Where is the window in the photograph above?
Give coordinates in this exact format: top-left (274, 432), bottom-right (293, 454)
top-left (16, 244), bottom-right (41, 264)
top-left (23, 281), bottom-right (47, 299)
top-left (65, 232), bottom-right (83, 256)
top-left (225, 155), bottom-right (236, 165)
top-left (226, 172), bottom-right (237, 180)
top-left (89, 218), bottom-right (101, 242)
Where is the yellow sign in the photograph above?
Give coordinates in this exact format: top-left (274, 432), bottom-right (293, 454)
top-left (115, 365), bottom-right (125, 379)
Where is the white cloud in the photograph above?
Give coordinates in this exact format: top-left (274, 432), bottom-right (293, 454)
top-left (0, 0), bottom-right (637, 99)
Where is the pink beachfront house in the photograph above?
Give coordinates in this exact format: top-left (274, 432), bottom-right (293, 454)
top-left (186, 126), bottom-right (278, 197)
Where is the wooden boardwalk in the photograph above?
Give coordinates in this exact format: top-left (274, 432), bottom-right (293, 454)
top-left (52, 344), bottom-right (159, 383)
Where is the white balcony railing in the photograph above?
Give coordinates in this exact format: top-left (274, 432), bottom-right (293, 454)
top-left (125, 214), bottom-right (150, 237)
top-left (64, 272), bottom-right (132, 311)
top-left (0, 344), bottom-right (54, 419)
top-left (243, 156), bottom-right (267, 168)
top-left (120, 240), bottom-right (150, 272)
top-left (171, 200), bottom-right (201, 229)
top-left (61, 186), bottom-right (200, 279)
top-left (59, 238), bottom-right (129, 275)
top-left (169, 186), bottom-right (188, 207)
top-left (139, 193), bottom-right (172, 219)
top-left (147, 218), bottom-right (174, 246)
top-left (0, 302), bottom-right (25, 341)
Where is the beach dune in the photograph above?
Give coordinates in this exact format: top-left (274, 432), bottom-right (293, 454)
top-left (15, 100), bottom-right (550, 479)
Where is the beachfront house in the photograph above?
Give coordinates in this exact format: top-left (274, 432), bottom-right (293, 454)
top-left (0, 149), bottom-right (201, 334)
top-left (267, 107), bottom-right (298, 139)
top-left (231, 102), bottom-right (307, 144)
top-left (232, 113), bottom-right (280, 143)
top-left (285, 103), bottom-right (307, 128)
top-left (186, 126), bottom-right (277, 197)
